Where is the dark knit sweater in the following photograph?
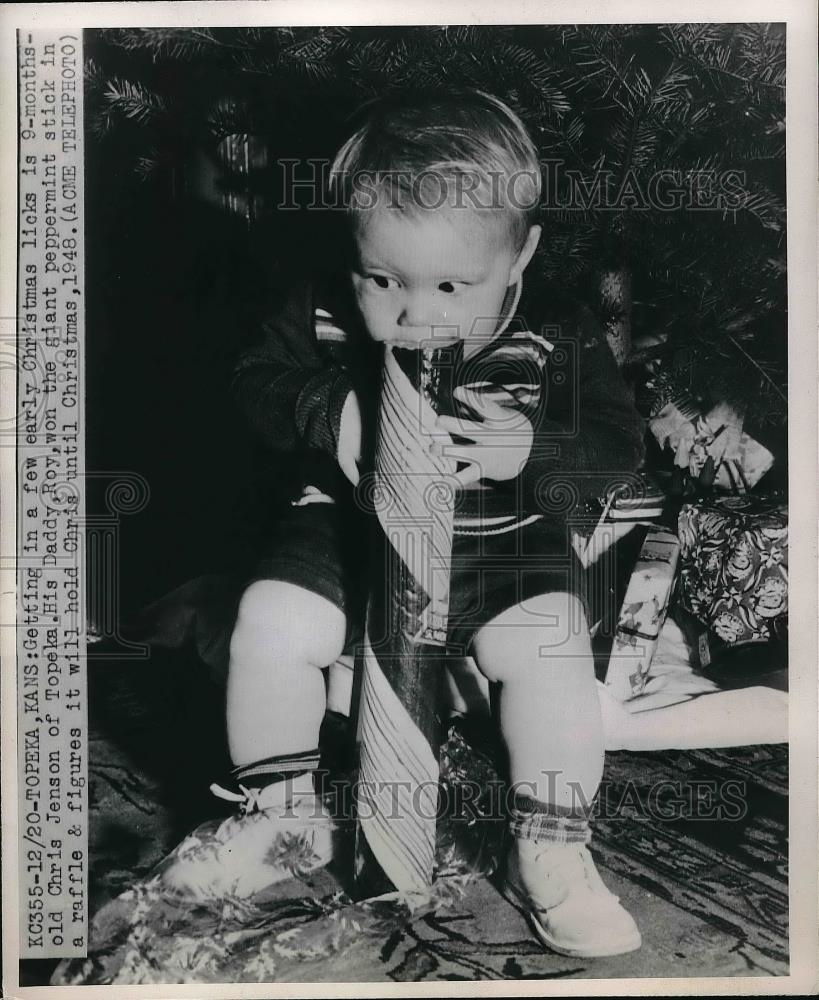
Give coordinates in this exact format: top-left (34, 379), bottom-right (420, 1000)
top-left (232, 272), bottom-right (646, 522)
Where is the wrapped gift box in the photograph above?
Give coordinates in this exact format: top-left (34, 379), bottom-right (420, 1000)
top-left (677, 496), bottom-right (788, 644)
top-left (672, 604), bottom-right (788, 693)
top-left (604, 527), bottom-right (681, 701)
top-left (648, 400), bottom-right (774, 492)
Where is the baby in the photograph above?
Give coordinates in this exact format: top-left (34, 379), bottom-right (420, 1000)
top-left (161, 90), bottom-right (645, 958)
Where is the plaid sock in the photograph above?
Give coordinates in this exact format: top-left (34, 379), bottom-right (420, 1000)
top-left (509, 793), bottom-right (592, 845)
top-left (231, 748), bottom-right (321, 791)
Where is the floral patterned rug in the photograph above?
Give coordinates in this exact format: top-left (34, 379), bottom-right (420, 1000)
top-left (22, 652), bottom-right (788, 986)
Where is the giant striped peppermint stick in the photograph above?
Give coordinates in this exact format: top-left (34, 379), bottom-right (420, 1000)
top-left (354, 344), bottom-right (457, 897)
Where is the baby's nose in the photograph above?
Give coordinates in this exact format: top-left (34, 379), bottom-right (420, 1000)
top-left (398, 293), bottom-right (446, 329)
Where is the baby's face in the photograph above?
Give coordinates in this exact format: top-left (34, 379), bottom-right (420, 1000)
top-left (351, 206), bottom-right (538, 356)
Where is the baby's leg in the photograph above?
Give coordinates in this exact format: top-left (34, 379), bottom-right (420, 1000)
top-left (227, 580), bottom-right (346, 766)
top-left (472, 592), bottom-right (602, 811)
top-left (159, 580), bottom-right (347, 900)
top-left (472, 592), bottom-right (641, 957)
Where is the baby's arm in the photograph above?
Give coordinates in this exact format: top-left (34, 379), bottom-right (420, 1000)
top-left (232, 278), bottom-right (360, 478)
top-left (434, 309), bottom-right (644, 495)
top-left (519, 307), bottom-right (645, 498)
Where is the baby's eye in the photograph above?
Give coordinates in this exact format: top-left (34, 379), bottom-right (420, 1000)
top-left (367, 274), bottom-right (398, 290)
top-left (438, 281), bottom-right (466, 294)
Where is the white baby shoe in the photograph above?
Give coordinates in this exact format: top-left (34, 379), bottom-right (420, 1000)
top-left (505, 838), bottom-right (642, 958)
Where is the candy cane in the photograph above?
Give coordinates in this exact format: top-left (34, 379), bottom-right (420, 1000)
top-left (354, 345), bottom-right (457, 897)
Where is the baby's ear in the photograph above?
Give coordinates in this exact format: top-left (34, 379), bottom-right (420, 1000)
top-left (510, 225), bottom-right (542, 283)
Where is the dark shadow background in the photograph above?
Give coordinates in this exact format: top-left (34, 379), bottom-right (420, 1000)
top-left (80, 25), bottom-right (788, 624)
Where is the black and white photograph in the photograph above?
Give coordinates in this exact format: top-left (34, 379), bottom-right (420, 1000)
top-left (3, 2), bottom-right (817, 994)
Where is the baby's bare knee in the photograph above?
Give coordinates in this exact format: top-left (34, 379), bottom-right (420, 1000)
top-left (473, 593), bottom-right (591, 683)
top-left (231, 580), bottom-right (346, 669)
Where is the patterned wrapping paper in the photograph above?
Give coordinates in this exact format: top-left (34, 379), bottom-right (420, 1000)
top-left (604, 528), bottom-right (681, 701)
top-left (641, 366), bottom-right (775, 491)
top-left (677, 496), bottom-right (788, 644)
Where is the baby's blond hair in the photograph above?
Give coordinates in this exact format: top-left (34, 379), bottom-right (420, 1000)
top-left (329, 89), bottom-right (541, 249)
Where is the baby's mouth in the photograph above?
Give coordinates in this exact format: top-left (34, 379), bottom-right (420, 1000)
top-left (386, 336), bottom-right (460, 351)
top-left (388, 340), bottom-right (425, 350)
